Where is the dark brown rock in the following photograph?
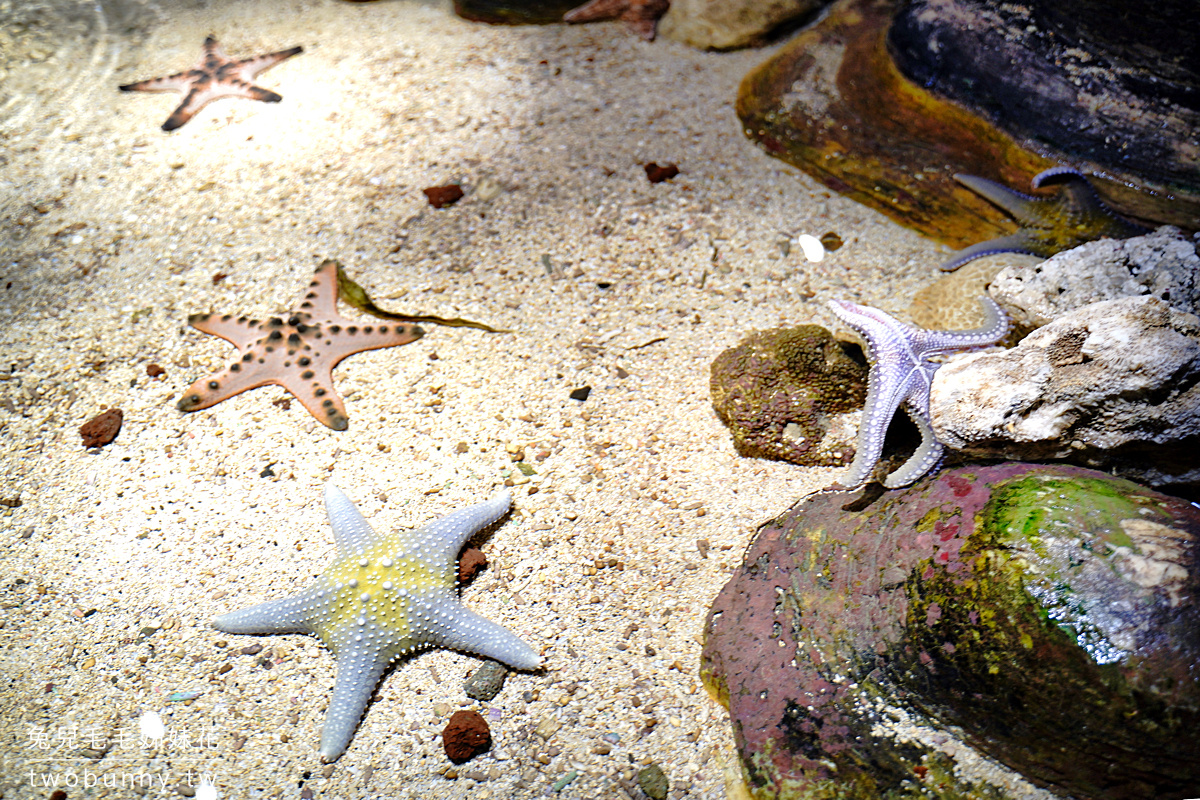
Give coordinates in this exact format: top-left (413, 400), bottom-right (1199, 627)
top-left (423, 185), bottom-right (464, 209)
top-left (80, 408), bottom-right (123, 448)
top-left (457, 547), bottom-right (488, 584)
top-left (443, 709), bottom-right (492, 763)
top-left (644, 162), bottom-right (679, 183)
top-left (453, 0), bottom-right (579, 25)
top-left (702, 463), bottom-right (1200, 799)
top-left (710, 326), bottom-right (867, 466)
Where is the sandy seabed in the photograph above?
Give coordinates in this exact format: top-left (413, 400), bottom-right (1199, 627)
top-left (0, 1), bottom-right (954, 797)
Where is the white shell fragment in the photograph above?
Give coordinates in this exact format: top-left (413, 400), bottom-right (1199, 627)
top-left (796, 234), bottom-right (826, 263)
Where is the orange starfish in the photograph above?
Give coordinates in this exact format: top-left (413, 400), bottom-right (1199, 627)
top-left (177, 261), bottom-right (424, 431)
top-left (119, 36), bottom-right (302, 131)
top-left (564, 0), bottom-right (670, 41)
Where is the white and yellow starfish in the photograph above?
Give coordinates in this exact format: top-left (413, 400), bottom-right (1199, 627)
top-left (213, 485), bottom-right (541, 762)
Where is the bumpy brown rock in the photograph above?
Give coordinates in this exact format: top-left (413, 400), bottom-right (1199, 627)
top-left (702, 463), bottom-right (1200, 799)
top-left (80, 408), bottom-right (123, 448)
top-left (710, 326), bottom-right (867, 467)
top-left (457, 547), bottom-right (488, 584)
top-left (442, 709), bottom-right (491, 763)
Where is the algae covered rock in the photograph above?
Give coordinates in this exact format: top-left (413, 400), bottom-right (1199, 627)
top-left (710, 325), bottom-right (867, 467)
top-left (702, 463), bottom-right (1200, 799)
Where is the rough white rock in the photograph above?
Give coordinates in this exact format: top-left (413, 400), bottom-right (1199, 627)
top-left (989, 226), bottom-right (1200, 328)
top-left (932, 296), bottom-right (1200, 490)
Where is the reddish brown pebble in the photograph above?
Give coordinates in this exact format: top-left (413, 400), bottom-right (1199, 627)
top-left (211, 272), bottom-right (228, 285)
top-left (50, 791), bottom-right (67, 800)
top-left (443, 709), bottom-right (491, 763)
top-left (644, 162), bottom-right (679, 183)
top-left (272, 397), bottom-right (292, 410)
top-left (80, 408), bottom-right (123, 448)
top-left (458, 547), bottom-right (488, 584)
top-left (423, 185), bottom-right (464, 208)
top-left (146, 363), bottom-right (166, 379)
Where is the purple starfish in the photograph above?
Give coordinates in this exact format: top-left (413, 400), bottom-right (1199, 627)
top-left (941, 167), bottom-right (1149, 271)
top-left (119, 36), bottom-right (302, 131)
top-left (828, 297), bottom-right (1009, 489)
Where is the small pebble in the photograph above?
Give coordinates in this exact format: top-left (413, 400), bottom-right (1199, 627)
top-left (534, 717), bottom-right (562, 739)
top-left (637, 763), bottom-right (669, 800)
top-left (795, 233), bottom-right (826, 263)
top-left (424, 184), bottom-right (464, 208)
top-left (820, 230), bottom-right (844, 251)
top-left (552, 770), bottom-right (578, 792)
top-left (464, 660), bottom-right (509, 701)
top-left (568, 386), bottom-right (591, 402)
top-left (79, 408), bottom-right (123, 448)
top-left (644, 162), bottom-right (679, 183)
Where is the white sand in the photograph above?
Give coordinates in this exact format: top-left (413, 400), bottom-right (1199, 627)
top-left (0, 1), bottom-right (951, 797)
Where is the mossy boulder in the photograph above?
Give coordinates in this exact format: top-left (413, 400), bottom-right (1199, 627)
top-left (702, 463), bottom-right (1200, 799)
top-left (710, 325), bottom-right (867, 467)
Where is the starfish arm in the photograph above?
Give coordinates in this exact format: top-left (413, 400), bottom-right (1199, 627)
top-left (1033, 168), bottom-right (1151, 238)
top-left (404, 491), bottom-right (513, 577)
top-left (319, 321), bottom-right (426, 369)
top-left (420, 598), bottom-right (542, 670)
top-left (288, 364), bottom-right (350, 431)
top-left (324, 484), bottom-right (383, 554)
top-left (939, 233), bottom-right (1045, 271)
top-left (319, 646), bottom-right (392, 762)
top-left (176, 361), bottom-right (281, 413)
top-left (298, 260), bottom-right (340, 318)
top-left (118, 71), bottom-right (203, 94)
top-left (233, 46), bottom-right (303, 80)
top-left (187, 313), bottom-right (265, 350)
top-left (917, 296), bottom-right (1009, 353)
top-left (839, 366), bottom-right (908, 489)
top-left (953, 173), bottom-right (1041, 222)
top-left (882, 396), bottom-right (944, 489)
top-left (211, 592), bottom-right (317, 636)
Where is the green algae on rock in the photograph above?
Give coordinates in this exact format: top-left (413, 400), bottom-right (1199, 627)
top-left (702, 463), bottom-right (1200, 799)
top-left (710, 325), bottom-right (867, 467)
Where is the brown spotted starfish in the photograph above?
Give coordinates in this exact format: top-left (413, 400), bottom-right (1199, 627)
top-left (563, 0), bottom-right (670, 40)
top-left (177, 261), bottom-right (424, 431)
top-left (119, 36), bottom-right (302, 131)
